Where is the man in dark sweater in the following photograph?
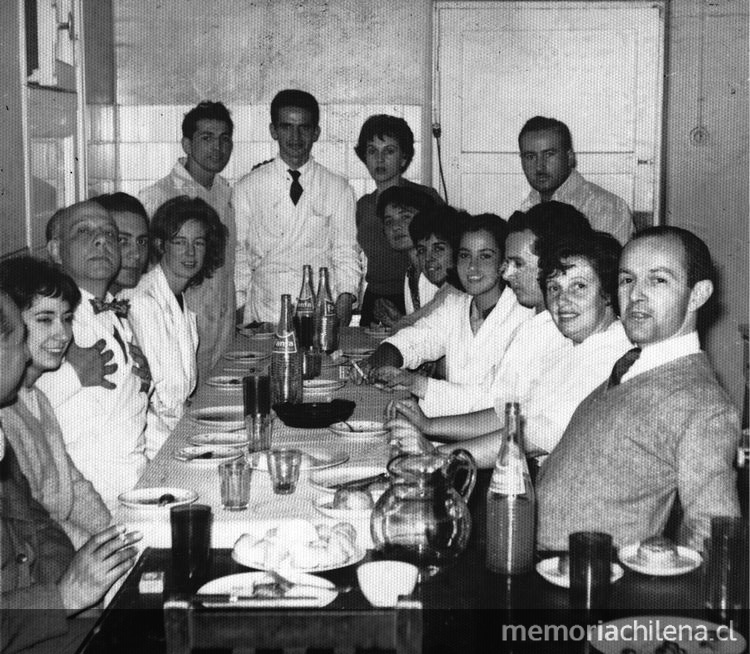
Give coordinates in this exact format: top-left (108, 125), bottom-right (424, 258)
top-left (537, 226), bottom-right (740, 551)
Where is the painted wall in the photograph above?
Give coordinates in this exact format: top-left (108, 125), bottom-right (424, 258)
top-left (101, 0), bottom-right (748, 407)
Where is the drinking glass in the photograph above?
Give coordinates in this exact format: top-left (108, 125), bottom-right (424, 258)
top-left (170, 504), bottom-right (211, 588)
top-left (569, 531), bottom-right (612, 611)
top-left (266, 448), bottom-right (303, 494)
top-left (704, 516), bottom-right (749, 618)
top-left (219, 459), bottom-right (251, 510)
top-left (243, 374), bottom-right (272, 452)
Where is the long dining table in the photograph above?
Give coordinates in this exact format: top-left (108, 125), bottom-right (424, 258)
top-left (76, 327), bottom-right (749, 654)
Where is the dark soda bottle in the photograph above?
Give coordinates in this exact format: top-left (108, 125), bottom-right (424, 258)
top-left (270, 294), bottom-right (302, 405)
top-left (294, 264), bottom-right (315, 349)
top-left (314, 267), bottom-right (339, 353)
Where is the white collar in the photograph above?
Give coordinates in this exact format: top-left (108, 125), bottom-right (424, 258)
top-left (622, 331), bottom-right (701, 383)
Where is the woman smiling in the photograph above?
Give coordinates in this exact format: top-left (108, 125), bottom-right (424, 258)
top-left (363, 214), bottom-right (533, 417)
top-left (122, 196), bottom-right (226, 454)
top-left (0, 256), bottom-right (111, 547)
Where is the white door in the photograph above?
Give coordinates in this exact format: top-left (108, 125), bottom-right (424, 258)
top-left (433, 1), bottom-right (665, 226)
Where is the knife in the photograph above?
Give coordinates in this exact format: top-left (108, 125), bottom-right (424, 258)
top-left (329, 472), bottom-right (389, 491)
top-left (196, 593), bottom-right (320, 603)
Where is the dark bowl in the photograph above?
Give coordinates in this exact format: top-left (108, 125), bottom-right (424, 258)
top-left (273, 399), bottom-right (356, 429)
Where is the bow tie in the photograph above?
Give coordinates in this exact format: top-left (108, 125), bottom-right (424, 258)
top-left (90, 297), bottom-right (130, 318)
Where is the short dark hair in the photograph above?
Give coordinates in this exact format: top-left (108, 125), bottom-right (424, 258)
top-left (270, 90), bottom-right (319, 126)
top-left (0, 255), bottom-right (81, 312)
top-left (91, 192), bottom-right (149, 224)
top-left (539, 230), bottom-right (622, 314)
top-left (182, 101), bottom-right (234, 139)
top-left (631, 226), bottom-right (715, 288)
top-left (354, 115), bottom-right (415, 171)
top-left (0, 290), bottom-right (17, 340)
top-left (150, 196), bottom-right (226, 288)
top-left (458, 213), bottom-right (509, 258)
top-left (507, 201), bottom-right (592, 257)
top-left (518, 116), bottom-right (573, 152)
top-left (376, 186), bottom-right (436, 222)
top-left (408, 204), bottom-right (465, 249)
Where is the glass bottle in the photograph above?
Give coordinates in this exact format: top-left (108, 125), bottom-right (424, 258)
top-left (485, 402), bottom-right (536, 574)
top-left (294, 264), bottom-right (316, 349)
top-left (270, 294), bottom-right (302, 405)
top-left (314, 267), bottom-right (339, 353)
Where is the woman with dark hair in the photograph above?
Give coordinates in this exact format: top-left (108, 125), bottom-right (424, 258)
top-left (363, 213), bottom-right (532, 417)
top-left (354, 114), bottom-right (443, 326)
top-left (122, 196), bottom-right (227, 447)
top-left (0, 256), bottom-right (111, 547)
top-left (387, 230), bottom-right (633, 467)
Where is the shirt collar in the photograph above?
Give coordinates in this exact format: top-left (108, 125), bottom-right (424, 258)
top-left (275, 156), bottom-right (313, 178)
top-left (174, 157), bottom-right (227, 193)
top-left (550, 169), bottom-right (584, 202)
top-left (623, 331), bottom-right (701, 382)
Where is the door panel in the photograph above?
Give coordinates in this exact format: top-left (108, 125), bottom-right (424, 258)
top-left (434, 1), bottom-right (664, 221)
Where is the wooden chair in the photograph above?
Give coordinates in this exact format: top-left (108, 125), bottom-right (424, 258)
top-left (164, 596), bottom-right (423, 654)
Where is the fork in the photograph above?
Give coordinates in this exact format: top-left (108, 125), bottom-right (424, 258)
top-left (265, 569), bottom-right (353, 594)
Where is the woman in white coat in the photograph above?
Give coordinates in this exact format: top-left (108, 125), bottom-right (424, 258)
top-left (123, 196), bottom-right (226, 452)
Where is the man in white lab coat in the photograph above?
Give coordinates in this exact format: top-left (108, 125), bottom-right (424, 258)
top-left (518, 115), bottom-right (634, 245)
top-left (139, 101), bottom-right (236, 380)
top-left (233, 89), bottom-right (360, 326)
top-left (37, 201), bottom-right (148, 511)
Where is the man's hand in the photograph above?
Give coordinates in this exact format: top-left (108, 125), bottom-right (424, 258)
top-left (335, 293), bottom-right (354, 327)
top-left (384, 416), bottom-right (437, 455)
top-left (385, 397), bottom-right (433, 434)
top-left (128, 342), bottom-right (152, 393)
top-left (67, 339), bottom-right (117, 390)
top-left (372, 298), bottom-right (403, 329)
top-left (58, 525), bottom-right (142, 616)
top-left (371, 366), bottom-right (428, 398)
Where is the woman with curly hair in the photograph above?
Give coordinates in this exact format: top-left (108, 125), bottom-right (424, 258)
top-left (122, 195), bottom-right (226, 448)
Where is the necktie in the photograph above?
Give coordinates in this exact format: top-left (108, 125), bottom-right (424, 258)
top-left (289, 169), bottom-right (303, 205)
top-left (607, 347), bottom-right (641, 388)
top-left (90, 297), bottom-right (130, 318)
top-left (406, 264), bottom-right (421, 311)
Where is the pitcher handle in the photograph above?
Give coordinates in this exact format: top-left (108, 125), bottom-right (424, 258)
top-left (444, 448), bottom-right (477, 501)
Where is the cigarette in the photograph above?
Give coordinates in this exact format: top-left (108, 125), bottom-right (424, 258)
top-left (350, 360), bottom-right (365, 380)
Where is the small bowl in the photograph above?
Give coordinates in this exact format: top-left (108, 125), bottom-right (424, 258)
top-left (273, 399), bottom-right (355, 428)
top-left (356, 561), bottom-right (419, 607)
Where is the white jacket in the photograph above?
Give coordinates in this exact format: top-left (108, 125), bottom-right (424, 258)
top-left (385, 289), bottom-right (533, 416)
top-left (122, 265), bottom-right (198, 453)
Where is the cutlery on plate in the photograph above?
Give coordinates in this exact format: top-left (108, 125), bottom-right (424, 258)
top-left (263, 569), bottom-right (352, 595)
top-left (174, 451), bottom-right (216, 462)
top-left (195, 592), bottom-right (320, 603)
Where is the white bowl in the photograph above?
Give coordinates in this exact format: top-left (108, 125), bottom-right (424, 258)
top-left (356, 561), bottom-right (419, 607)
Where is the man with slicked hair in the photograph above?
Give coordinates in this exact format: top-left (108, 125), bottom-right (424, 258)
top-left (537, 226), bottom-right (740, 551)
top-left (518, 116), bottom-right (634, 245)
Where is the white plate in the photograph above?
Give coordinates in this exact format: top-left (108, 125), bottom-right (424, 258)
top-left (536, 556), bottom-right (624, 588)
top-left (223, 350), bottom-right (270, 362)
top-left (188, 432), bottom-right (249, 448)
top-left (206, 375), bottom-right (244, 389)
top-left (118, 486), bottom-right (198, 509)
top-left (232, 543), bottom-right (365, 573)
top-left (588, 616), bottom-right (746, 654)
top-left (309, 464), bottom-right (387, 493)
top-left (196, 571), bottom-right (337, 607)
top-left (246, 448), bottom-right (349, 471)
top-left (342, 347), bottom-right (374, 360)
top-left (303, 379), bottom-right (346, 392)
top-left (328, 420), bottom-right (388, 438)
top-left (173, 445), bottom-right (244, 465)
top-left (189, 406), bottom-right (245, 430)
top-left (313, 494), bottom-right (373, 521)
top-left (618, 543), bottom-right (702, 576)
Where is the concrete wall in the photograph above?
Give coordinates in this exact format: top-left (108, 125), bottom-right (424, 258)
top-left (98, 0), bottom-right (748, 407)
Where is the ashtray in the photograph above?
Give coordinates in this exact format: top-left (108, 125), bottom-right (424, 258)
top-left (273, 400), bottom-right (355, 428)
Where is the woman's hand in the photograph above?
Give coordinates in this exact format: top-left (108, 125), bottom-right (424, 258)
top-left (385, 416), bottom-right (437, 455)
top-left (385, 397), bottom-right (433, 434)
top-left (58, 525), bottom-right (142, 616)
top-left (371, 366), bottom-right (428, 398)
top-left (372, 299), bottom-right (403, 329)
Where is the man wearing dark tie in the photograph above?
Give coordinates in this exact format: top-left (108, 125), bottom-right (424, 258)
top-left (37, 201), bottom-right (148, 510)
top-left (233, 89), bottom-right (360, 325)
top-left (537, 226), bottom-right (740, 551)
